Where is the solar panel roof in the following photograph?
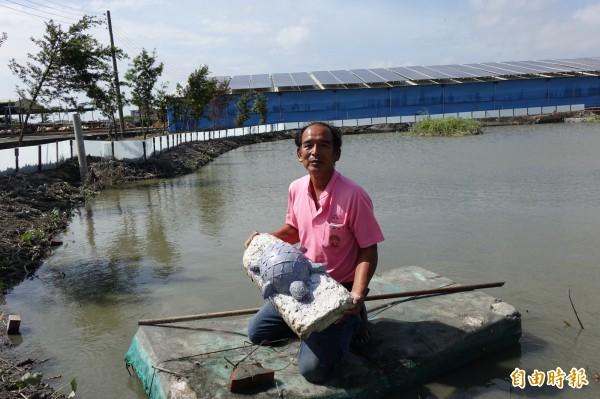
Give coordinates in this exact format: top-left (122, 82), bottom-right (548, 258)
top-left (290, 72), bottom-right (316, 87)
top-left (543, 59), bottom-right (592, 70)
top-left (229, 75), bottom-right (250, 90)
top-left (369, 68), bottom-right (407, 83)
top-left (330, 70), bottom-right (363, 85)
top-left (249, 74), bottom-right (271, 89)
top-left (351, 69), bottom-right (388, 84)
top-left (552, 57), bottom-right (600, 71)
top-left (481, 62), bottom-right (535, 75)
top-left (467, 63), bottom-right (518, 76)
top-left (312, 71), bottom-right (341, 86)
top-left (218, 56), bottom-right (600, 93)
top-left (514, 60), bottom-right (574, 73)
top-left (440, 64), bottom-right (494, 78)
top-left (502, 62), bottom-right (550, 74)
top-left (272, 73), bottom-right (295, 87)
top-left (419, 66), bottom-right (459, 79)
top-left (422, 65), bottom-right (464, 79)
top-left (580, 57), bottom-right (600, 68)
top-left (390, 66), bottom-right (433, 81)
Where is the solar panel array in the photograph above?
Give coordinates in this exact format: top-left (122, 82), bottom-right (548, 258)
top-left (330, 70), bottom-right (363, 85)
top-left (311, 71), bottom-right (341, 86)
top-left (351, 69), bottom-right (387, 84)
top-left (291, 72), bottom-right (317, 88)
top-left (218, 56), bottom-right (600, 92)
top-left (249, 74), bottom-right (271, 90)
top-left (271, 73), bottom-right (295, 88)
top-left (229, 75), bottom-right (251, 90)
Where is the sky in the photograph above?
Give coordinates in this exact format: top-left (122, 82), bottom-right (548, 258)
top-left (1, 0), bottom-right (599, 105)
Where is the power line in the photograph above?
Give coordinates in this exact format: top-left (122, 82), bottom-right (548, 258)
top-left (0, 2), bottom-right (72, 24)
top-left (110, 28), bottom-right (190, 82)
top-left (3, 0), bottom-right (81, 22)
top-left (21, 0), bottom-right (88, 18)
top-left (40, 0), bottom-right (101, 16)
top-left (113, 27), bottom-right (146, 53)
top-left (112, 30), bottom-right (144, 55)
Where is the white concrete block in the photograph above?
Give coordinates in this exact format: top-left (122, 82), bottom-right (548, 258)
top-left (243, 234), bottom-right (354, 339)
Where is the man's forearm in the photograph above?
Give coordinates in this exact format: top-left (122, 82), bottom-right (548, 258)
top-left (270, 224), bottom-right (300, 244)
top-left (351, 244), bottom-right (378, 298)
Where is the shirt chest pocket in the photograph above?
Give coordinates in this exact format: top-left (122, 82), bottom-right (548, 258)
top-left (323, 222), bottom-right (352, 249)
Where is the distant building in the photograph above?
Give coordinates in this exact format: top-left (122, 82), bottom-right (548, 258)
top-left (130, 109), bottom-right (158, 124)
top-left (168, 56), bottom-right (600, 132)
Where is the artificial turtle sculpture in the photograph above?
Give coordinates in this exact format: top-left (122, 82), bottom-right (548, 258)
top-left (248, 241), bottom-right (327, 301)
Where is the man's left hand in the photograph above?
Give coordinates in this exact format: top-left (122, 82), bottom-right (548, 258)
top-left (337, 292), bottom-right (364, 322)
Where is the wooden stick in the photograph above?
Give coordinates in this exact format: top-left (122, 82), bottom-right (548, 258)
top-left (138, 308), bottom-right (261, 325)
top-left (568, 289), bottom-right (584, 329)
top-left (366, 281), bottom-right (504, 301)
top-left (138, 281), bottom-right (505, 326)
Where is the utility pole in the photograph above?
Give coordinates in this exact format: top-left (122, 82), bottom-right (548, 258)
top-left (106, 10), bottom-right (126, 138)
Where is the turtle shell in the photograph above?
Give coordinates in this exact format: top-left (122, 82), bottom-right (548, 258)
top-left (256, 242), bottom-right (312, 298)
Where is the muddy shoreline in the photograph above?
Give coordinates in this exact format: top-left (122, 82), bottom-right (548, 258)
top-left (0, 111), bottom-right (597, 397)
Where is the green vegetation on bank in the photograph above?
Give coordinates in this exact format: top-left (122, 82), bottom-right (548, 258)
top-left (410, 117), bottom-right (482, 136)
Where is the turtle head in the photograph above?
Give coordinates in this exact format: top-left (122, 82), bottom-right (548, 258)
top-left (289, 281), bottom-right (309, 301)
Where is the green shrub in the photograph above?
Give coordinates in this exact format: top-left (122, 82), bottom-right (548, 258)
top-left (410, 117), bottom-right (482, 136)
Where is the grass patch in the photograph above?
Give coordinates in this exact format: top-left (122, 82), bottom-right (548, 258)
top-left (410, 117), bottom-right (482, 136)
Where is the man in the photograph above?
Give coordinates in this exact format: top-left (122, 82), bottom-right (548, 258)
top-left (244, 121), bottom-right (384, 383)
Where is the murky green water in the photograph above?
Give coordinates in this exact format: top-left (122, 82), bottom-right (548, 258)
top-left (2, 123), bottom-right (600, 398)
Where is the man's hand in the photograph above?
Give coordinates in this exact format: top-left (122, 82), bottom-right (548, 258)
top-left (243, 231), bottom-right (259, 248)
top-left (338, 291), bottom-right (364, 322)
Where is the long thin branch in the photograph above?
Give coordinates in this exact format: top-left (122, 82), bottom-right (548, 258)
top-left (568, 289), bottom-right (584, 330)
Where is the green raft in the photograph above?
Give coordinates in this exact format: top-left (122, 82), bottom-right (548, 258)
top-left (124, 266), bottom-right (522, 398)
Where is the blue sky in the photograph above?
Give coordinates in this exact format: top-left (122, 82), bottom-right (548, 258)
top-left (1, 0), bottom-right (599, 102)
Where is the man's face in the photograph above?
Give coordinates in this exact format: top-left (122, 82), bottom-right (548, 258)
top-left (296, 124), bottom-right (341, 176)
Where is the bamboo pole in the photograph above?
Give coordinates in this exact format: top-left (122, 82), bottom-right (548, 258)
top-left (138, 281), bottom-right (504, 326)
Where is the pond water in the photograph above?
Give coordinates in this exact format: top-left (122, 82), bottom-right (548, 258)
top-left (2, 122), bottom-right (600, 398)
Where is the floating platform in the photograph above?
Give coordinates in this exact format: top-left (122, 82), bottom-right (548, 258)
top-left (124, 266), bottom-right (521, 398)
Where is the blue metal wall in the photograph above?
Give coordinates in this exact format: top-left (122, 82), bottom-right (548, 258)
top-left (168, 75), bottom-right (600, 132)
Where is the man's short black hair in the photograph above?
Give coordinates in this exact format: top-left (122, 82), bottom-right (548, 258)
top-left (295, 122), bottom-right (342, 152)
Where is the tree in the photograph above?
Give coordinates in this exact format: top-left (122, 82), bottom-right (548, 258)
top-left (8, 16), bottom-right (117, 145)
top-left (208, 79), bottom-right (231, 130)
top-left (235, 91), bottom-right (252, 128)
top-left (124, 48), bottom-right (164, 137)
top-left (169, 86), bottom-right (189, 132)
top-left (87, 78), bottom-right (129, 140)
top-left (180, 66), bottom-right (216, 132)
top-left (0, 32), bottom-right (7, 47)
top-left (251, 91), bottom-right (268, 125)
top-left (154, 81), bottom-right (169, 135)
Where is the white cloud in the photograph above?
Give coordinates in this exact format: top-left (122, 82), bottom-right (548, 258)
top-left (274, 25), bottom-right (312, 50)
top-left (572, 2), bottom-right (600, 24)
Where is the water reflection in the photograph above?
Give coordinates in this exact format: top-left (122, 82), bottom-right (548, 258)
top-left (195, 176), bottom-right (228, 238)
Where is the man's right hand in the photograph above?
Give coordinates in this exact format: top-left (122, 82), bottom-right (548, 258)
top-left (243, 231), bottom-right (260, 248)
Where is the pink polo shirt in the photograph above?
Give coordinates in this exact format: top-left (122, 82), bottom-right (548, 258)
top-left (286, 170), bottom-right (384, 283)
